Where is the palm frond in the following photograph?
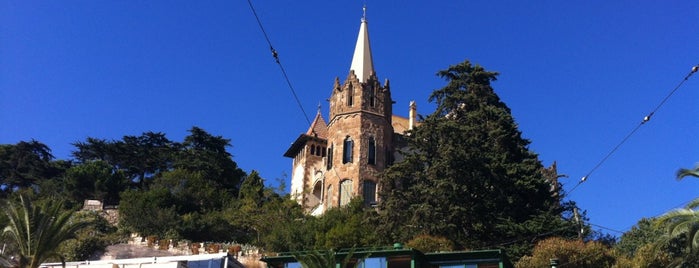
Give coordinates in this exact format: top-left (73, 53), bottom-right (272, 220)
top-left (2, 194), bottom-right (91, 268)
top-left (676, 165), bottom-right (699, 180)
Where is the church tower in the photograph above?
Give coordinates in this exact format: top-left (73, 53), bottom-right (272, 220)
top-left (284, 8), bottom-right (396, 215)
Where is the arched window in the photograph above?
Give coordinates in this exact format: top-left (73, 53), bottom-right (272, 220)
top-left (369, 85), bottom-right (375, 107)
top-left (310, 145), bottom-right (315, 155)
top-left (363, 180), bottom-right (377, 206)
top-left (326, 144), bottom-right (333, 170)
top-left (340, 179), bottom-right (353, 206)
top-left (343, 136), bottom-right (353, 164)
top-left (321, 146), bottom-right (326, 157)
top-left (368, 137), bottom-right (376, 165)
top-left (347, 84), bottom-right (354, 106)
top-left (326, 185), bottom-right (334, 209)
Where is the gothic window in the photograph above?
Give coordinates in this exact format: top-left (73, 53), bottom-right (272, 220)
top-left (327, 144), bottom-right (333, 170)
top-left (347, 84), bottom-right (354, 106)
top-left (368, 137), bottom-right (376, 165)
top-left (310, 145), bottom-right (315, 155)
top-left (326, 185), bottom-right (334, 208)
top-left (369, 85), bottom-right (375, 107)
top-left (340, 179), bottom-right (353, 206)
top-left (363, 180), bottom-right (377, 206)
top-left (343, 136), bottom-right (353, 164)
top-left (321, 146), bottom-right (326, 157)
top-left (385, 147), bottom-right (393, 167)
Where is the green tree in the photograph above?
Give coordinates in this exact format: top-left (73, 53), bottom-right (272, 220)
top-left (615, 218), bottom-right (664, 257)
top-left (0, 141), bottom-right (67, 198)
top-left (292, 249), bottom-right (364, 268)
top-left (314, 198), bottom-right (377, 250)
top-left (2, 195), bottom-right (91, 268)
top-left (405, 234), bottom-right (455, 253)
top-left (375, 60), bottom-right (575, 259)
top-left (515, 237), bottom-right (616, 268)
top-left (72, 132), bottom-right (177, 189)
top-left (256, 196), bottom-right (312, 252)
top-left (655, 198), bottom-right (699, 267)
top-left (63, 161), bottom-right (127, 205)
top-left (175, 127), bottom-right (246, 195)
top-left (57, 211), bottom-right (119, 261)
top-left (118, 188), bottom-right (179, 238)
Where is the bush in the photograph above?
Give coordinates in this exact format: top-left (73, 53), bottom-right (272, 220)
top-left (406, 234), bottom-right (455, 253)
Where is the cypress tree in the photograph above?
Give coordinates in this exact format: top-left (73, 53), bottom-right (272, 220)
top-left (375, 60), bottom-right (575, 259)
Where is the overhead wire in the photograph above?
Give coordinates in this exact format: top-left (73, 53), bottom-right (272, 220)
top-left (567, 64), bottom-right (699, 195)
top-left (554, 196), bottom-right (699, 267)
top-left (246, 0), bottom-right (354, 206)
top-left (246, 0), bottom-right (312, 126)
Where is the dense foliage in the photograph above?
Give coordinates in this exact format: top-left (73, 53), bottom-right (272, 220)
top-left (374, 60), bottom-right (578, 259)
top-left (0, 60), bottom-right (694, 266)
top-left (515, 237), bottom-right (616, 268)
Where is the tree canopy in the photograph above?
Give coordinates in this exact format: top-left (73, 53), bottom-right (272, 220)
top-left (374, 60), bottom-right (577, 259)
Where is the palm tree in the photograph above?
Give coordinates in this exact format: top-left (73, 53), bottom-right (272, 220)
top-left (292, 248), bottom-right (364, 268)
top-left (676, 164), bottom-right (699, 180)
top-left (655, 198), bottom-right (699, 267)
top-left (2, 195), bottom-right (91, 268)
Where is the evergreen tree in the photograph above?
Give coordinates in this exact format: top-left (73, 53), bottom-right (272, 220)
top-left (375, 60), bottom-right (575, 259)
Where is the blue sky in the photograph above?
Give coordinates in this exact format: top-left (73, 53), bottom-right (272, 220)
top-left (2, 1), bottom-right (698, 236)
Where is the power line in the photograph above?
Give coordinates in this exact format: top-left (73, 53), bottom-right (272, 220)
top-left (567, 64), bottom-right (699, 195)
top-left (588, 223), bottom-right (624, 234)
top-left (246, 0), bottom-right (312, 126)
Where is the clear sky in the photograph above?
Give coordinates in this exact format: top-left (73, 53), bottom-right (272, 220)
top-left (2, 1), bottom-right (698, 236)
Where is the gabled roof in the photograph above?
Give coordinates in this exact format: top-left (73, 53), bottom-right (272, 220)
top-left (306, 111), bottom-right (328, 138)
top-left (283, 112), bottom-right (328, 158)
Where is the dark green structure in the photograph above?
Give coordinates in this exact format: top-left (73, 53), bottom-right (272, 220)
top-left (261, 246), bottom-right (513, 268)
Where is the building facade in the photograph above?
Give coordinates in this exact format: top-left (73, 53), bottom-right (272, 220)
top-left (261, 246), bottom-right (513, 268)
top-left (284, 12), bottom-right (416, 215)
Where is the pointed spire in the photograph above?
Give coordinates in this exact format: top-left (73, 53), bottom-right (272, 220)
top-left (349, 5), bottom-right (374, 83)
top-left (306, 110), bottom-right (328, 138)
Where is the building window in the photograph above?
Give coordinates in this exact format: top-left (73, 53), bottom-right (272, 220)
top-left (321, 146), bottom-right (326, 157)
top-left (368, 137), bottom-right (376, 165)
top-left (369, 85), bottom-right (375, 107)
top-left (310, 145), bottom-right (315, 155)
top-left (385, 147), bottom-right (393, 166)
top-left (327, 144), bottom-right (333, 170)
top-left (347, 84), bottom-right (354, 106)
top-left (343, 136), bottom-right (353, 164)
top-left (340, 179), bottom-right (353, 206)
top-left (326, 185), bottom-right (334, 208)
top-left (363, 180), bottom-right (376, 207)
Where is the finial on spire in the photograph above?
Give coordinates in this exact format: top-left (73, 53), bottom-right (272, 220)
top-left (317, 102), bottom-right (322, 113)
top-left (362, 5), bottom-right (367, 22)
top-left (349, 3), bottom-right (374, 83)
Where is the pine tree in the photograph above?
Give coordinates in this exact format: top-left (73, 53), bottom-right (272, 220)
top-left (375, 60), bottom-right (574, 259)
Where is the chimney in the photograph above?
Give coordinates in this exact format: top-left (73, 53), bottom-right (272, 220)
top-left (409, 101), bottom-right (417, 130)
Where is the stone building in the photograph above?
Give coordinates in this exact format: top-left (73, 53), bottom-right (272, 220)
top-left (284, 11), bottom-right (416, 215)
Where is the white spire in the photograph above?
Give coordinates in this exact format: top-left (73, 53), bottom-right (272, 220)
top-left (349, 6), bottom-right (374, 83)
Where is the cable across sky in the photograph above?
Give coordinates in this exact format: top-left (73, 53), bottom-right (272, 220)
top-left (567, 65), bottom-right (699, 195)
